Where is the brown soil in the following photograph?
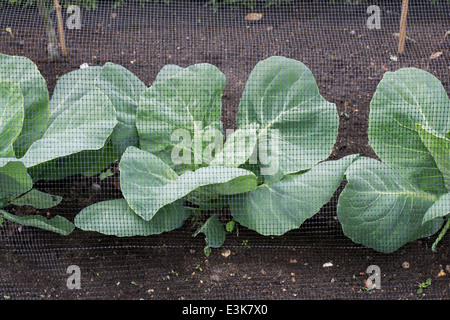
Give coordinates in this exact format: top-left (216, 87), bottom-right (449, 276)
top-left (0, 0), bottom-right (449, 300)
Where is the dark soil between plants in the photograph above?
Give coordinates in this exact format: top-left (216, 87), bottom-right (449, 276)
top-left (0, 1), bottom-right (449, 300)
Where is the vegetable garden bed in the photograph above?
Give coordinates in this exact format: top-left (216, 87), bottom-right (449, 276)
top-left (0, 0), bottom-right (449, 300)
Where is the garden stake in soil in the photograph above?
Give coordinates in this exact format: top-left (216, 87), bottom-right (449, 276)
top-left (398, 0), bottom-right (410, 54)
top-left (54, 0), bottom-right (67, 56)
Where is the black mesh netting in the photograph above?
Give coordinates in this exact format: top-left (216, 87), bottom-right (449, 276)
top-left (0, 0), bottom-right (449, 300)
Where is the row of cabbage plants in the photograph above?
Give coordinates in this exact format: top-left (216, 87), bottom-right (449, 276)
top-left (0, 53), bottom-right (448, 254)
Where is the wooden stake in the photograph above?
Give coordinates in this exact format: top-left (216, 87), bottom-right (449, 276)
top-left (398, 0), bottom-right (410, 54)
top-left (53, 0), bottom-right (67, 56)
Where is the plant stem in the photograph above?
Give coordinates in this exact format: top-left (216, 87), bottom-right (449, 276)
top-left (36, 0), bottom-right (58, 59)
top-left (432, 218), bottom-right (450, 252)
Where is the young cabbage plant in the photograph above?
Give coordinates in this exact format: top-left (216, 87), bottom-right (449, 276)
top-left (0, 53), bottom-right (143, 182)
top-left (218, 56), bottom-right (356, 236)
top-left (0, 54), bottom-right (142, 234)
top-left (0, 58), bottom-right (72, 234)
top-left (337, 68), bottom-right (450, 253)
top-left (75, 63), bottom-right (255, 249)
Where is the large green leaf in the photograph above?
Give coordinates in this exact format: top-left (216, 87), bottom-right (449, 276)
top-left (10, 189), bottom-right (62, 209)
top-left (0, 54), bottom-right (49, 157)
top-left (136, 63), bottom-right (226, 173)
top-left (48, 66), bottom-right (102, 125)
top-left (20, 88), bottom-right (117, 168)
top-left (119, 146), bottom-right (257, 221)
top-left (95, 63), bottom-right (146, 126)
top-left (0, 81), bottom-right (24, 158)
top-left (416, 124), bottom-right (450, 191)
top-left (1, 209), bottom-right (74, 236)
top-left (94, 63), bottom-right (146, 156)
top-left (337, 157), bottom-right (443, 253)
top-left (0, 160), bottom-right (33, 207)
top-left (236, 56), bottom-right (339, 176)
top-left (28, 139), bottom-right (116, 181)
top-left (229, 154), bottom-right (358, 236)
top-left (75, 199), bottom-right (190, 237)
top-left (368, 68), bottom-right (450, 195)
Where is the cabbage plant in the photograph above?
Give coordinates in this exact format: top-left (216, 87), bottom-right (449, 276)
top-left (224, 56), bottom-right (356, 236)
top-left (0, 54), bottom-right (75, 234)
top-left (75, 62), bottom-right (257, 249)
top-left (337, 68), bottom-right (450, 253)
top-left (0, 53), bottom-right (145, 234)
top-left (76, 56), bottom-right (357, 253)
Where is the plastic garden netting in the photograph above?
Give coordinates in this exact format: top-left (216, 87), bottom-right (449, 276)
top-left (0, 0), bottom-right (449, 300)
